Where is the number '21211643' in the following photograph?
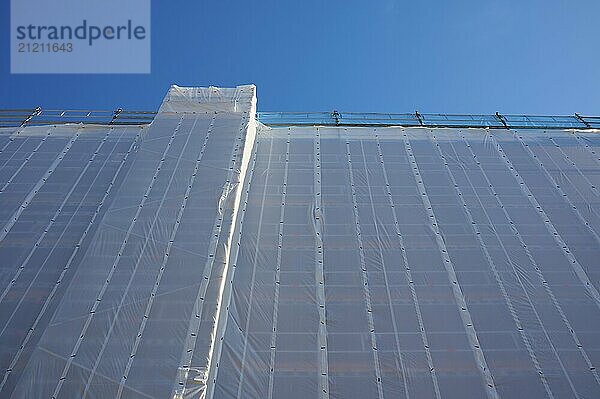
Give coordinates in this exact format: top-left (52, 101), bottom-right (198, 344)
top-left (18, 42), bottom-right (73, 52)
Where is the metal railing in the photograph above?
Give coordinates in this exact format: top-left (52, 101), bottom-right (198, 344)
top-left (1, 108), bottom-right (599, 130)
top-left (0, 108), bottom-right (156, 128)
top-left (257, 111), bottom-right (600, 130)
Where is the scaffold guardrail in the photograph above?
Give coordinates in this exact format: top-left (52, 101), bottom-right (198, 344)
top-left (1, 108), bottom-right (600, 130)
top-left (0, 108), bottom-right (156, 127)
top-left (257, 111), bottom-right (600, 129)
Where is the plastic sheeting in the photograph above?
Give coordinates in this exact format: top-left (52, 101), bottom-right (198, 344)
top-left (1, 86), bottom-right (600, 398)
top-left (0, 85), bottom-right (257, 398)
top-left (210, 125), bottom-right (600, 399)
top-left (0, 122), bottom-right (143, 397)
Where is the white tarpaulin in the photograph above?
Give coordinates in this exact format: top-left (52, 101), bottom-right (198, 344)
top-left (0, 86), bottom-right (599, 398)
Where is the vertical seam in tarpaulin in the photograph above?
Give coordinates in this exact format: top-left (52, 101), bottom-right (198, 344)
top-left (0, 125), bottom-right (30, 158)
top-left (0, 125), bottom-right (49, 178)
top-left (0, 126), bottom-right (53, 193)
top-left (169, 114), bottom-right (229, 397)
top-left (459, 131), bottom-right (600, 390)
top-left (490, 132), bottom-right (600, 306)
top-left (267, 128), bottom-right (290, 399)
top-left (0, 124), bottom-right (143, 394)
top-left (547, 136), bottom-right (600, 200)
top-left (202, 131), bottom-right (259, 399)
top-left (77, 124), bottom-right (160, 397)
top-left (571, 130), bottom-right (600, 164)
top-left (429, 131), bottom-right (558, 397)
top-left (0, 125), bottom-right (118, 308)
top-left (235, 135), bottom-right (274, 397)
top-left (0, 126), bottom-right (125, 340)
top-left (0, 125), bottom-right (79, 244)
top-left (315, 127), bottom-right (330, 399)
top-left (75, 115), bottom-right (206, 398)
top-left (513, 131), bottom-right (600, 246)
top-left (36, 346), bottom-right (154, 399)
top-left (344, 131), bottom-right (385, 399)
top-left (51, 115), bottom-right (188, 398)
top-left (172, 110), bottom-right (252, 398)
top-left (374, 129), bottom-right (441, 399)
top-left (115, 114), bottom-right (215, 398)
top-left (488, 131), bottom-right (600, 384)
top-left (358, 140), bottom-right (410, 399)
top-left (401, 129), bottom-right (500, 399)
top-left (0, 138), bottom-right (31, 171)
top-left (204, 89), bottom-right (258, 399)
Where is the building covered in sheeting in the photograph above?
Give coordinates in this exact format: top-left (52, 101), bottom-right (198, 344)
top-left (0, 86), bottom-right (599, 399)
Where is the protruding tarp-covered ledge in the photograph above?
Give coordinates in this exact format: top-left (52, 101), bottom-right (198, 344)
top-left (7, 85), bottom-right (257, 399)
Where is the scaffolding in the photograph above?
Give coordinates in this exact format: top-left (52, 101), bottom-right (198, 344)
top-left (2, 109), bottom-right (600, 130)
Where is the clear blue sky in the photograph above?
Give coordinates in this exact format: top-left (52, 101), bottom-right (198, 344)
top-left (2, 0), bottom-right (599, 114)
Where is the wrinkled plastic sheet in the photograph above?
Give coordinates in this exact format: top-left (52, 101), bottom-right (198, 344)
top-left (2, 87), bottom-right (600, 399)
top-left (210, 125), bottom-right (600, 399)
top-left (0, 122), bottom-right (144, 396)
top-left (0, 85), bottom-right (257, 399)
